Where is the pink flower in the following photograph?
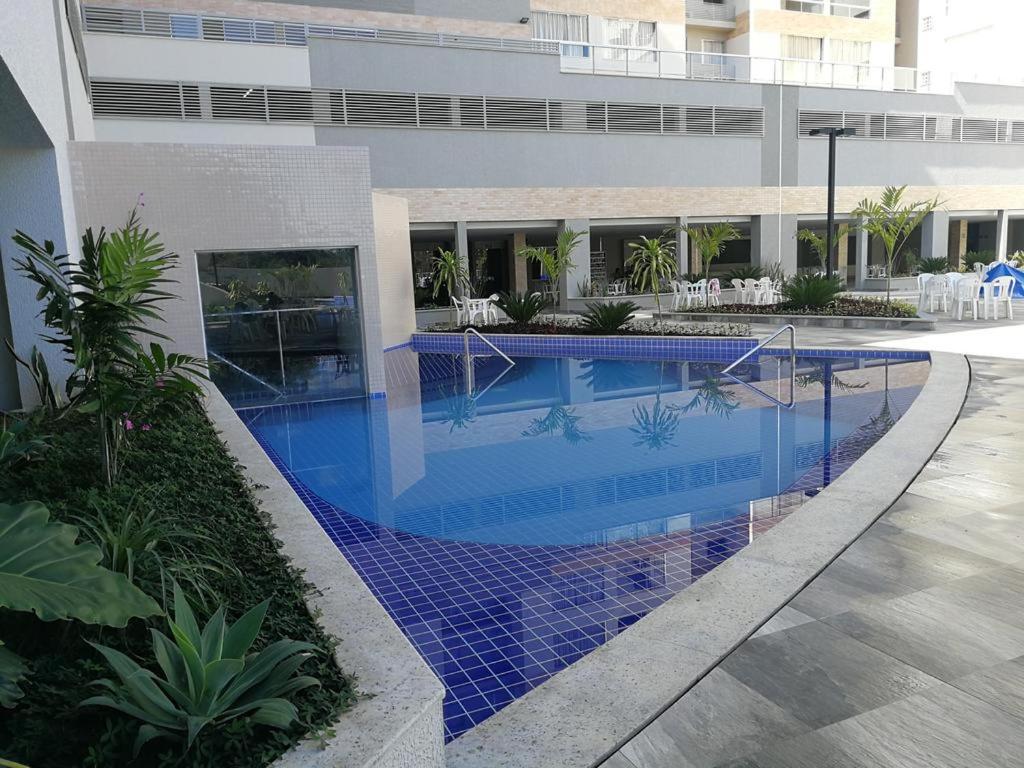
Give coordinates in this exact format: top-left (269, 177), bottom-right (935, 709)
top-left (124, 419), bottom-right (134, 431)
top-left (141, 424), bottom-right (152, 432)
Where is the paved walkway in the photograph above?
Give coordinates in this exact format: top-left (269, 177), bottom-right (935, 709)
top-left (603, 313), bottom-right (1024, 768)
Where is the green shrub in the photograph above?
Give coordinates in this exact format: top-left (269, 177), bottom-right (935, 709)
top-left (83, 583), bottom-right (318, 756)
top-left (782, 274), bottom-right (844, 309)
top-left (580, 301), bottom-right (641, 333)
top-left (496, 291), bottom-right (546, 326)
top-left (917, 257), bottom-right (950, 274)
top-left (724, 265), bottom-right (763, 282)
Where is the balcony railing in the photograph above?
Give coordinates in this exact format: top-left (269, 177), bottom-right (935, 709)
top-left (686, 2), bottom-right (737, 23)
top-left (561, 45), bottom-right (921, 92)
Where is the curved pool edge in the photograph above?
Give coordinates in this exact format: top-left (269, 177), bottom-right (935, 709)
top-left (202, 385), bottom-right (447, 768)
top-left (445, 351), bottom-right (971, 768)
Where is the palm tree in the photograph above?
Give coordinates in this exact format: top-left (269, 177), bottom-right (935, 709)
top-left (431, 249), bottom-right (470, 329)
top-left (798, 224), bottom-right (851, 275)
top-left (516, 228), bottom-right (587, 327)
top-left (852, 185), bottom-right (941, 304)
top-left (686, 223), bottom-right (741, 283)
top-left (627, 235), bottom-right (677, 325)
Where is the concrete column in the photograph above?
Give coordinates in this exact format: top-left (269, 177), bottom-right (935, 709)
top-left (752, 215), bottom-right (798, 276)
top-left (559, 218), bottom-right (590, 309)
top-left (996, 210), bottom-right (1010, 261)
top-left (454, 220), bottom-right (470, 297)
top-left (948, 219), bottom-right (968, 270)
top-left (837, 232), bottom-right (849, 285)
top-left (689, 236), bottom-right (701, 275)
top-left (512, 231), bottom-right (528, 293)
top-left (674, 217), bottom-right (689, 277)
top-left (920, 211), bottom-right (950, 264)
top-left (855, 224), bottom-right (870, 290)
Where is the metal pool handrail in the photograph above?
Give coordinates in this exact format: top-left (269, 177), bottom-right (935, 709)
top-left (722, 324), bottom-right (797, 409)
top-left (463, 328), bottom-right (515, 366)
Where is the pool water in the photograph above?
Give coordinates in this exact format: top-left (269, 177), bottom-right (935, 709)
top-left (241, 350), bottom-right (929, 740)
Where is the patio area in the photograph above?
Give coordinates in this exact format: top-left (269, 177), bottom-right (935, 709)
top-left (603, 317), bottom-right (1024, 768)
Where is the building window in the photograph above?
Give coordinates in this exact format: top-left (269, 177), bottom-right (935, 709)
top-left (782, 34), bottom-right (823, 61)
top-left (701, 39), bottom-right (726, 65)
top-left (532, 10), bottom-right (589, 56)
top-left (830, 0), bottom-right (870, 19)
top-left (830, 39), bottom-right (870, 64)
top-left (783, 0), bottom-right (825, 14)
top-left (602, 17), bottom-right (657, 62)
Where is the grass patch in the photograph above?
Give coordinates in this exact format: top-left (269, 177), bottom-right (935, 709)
top-left (0, 400), bottom-right (355, 768)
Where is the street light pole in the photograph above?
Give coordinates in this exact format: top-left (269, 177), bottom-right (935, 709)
top-left (809, 127), bottom-right (855, 279)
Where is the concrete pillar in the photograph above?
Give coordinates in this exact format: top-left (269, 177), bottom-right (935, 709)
top-left (674, 217), bottom-right (689, 277)
top-left (855, 224), bottom-right (870, 290)
top-left (512, 231), bottom-right (528, 293)
top-left (454, 220), bottom-right (470, 297)
top-left (948, 219), bottom-right (968, 270)
top-left (996, 209), bottom-right (1010, 261)
top-left (559, 218), bottom-right (590, 309)
top-left (752, 215), bottom-right (798, 276)
top-left (837, 232), bottom-right (850, 285)
top-left (920, 211), bottom-right (950, 264)
top-left (689, 236), bottom-right (701, 276)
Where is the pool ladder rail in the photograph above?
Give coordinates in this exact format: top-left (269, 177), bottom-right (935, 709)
top-left (721, 324), bottom-right (797, 409)
top-left (463, 328), bottom-right (515, 400)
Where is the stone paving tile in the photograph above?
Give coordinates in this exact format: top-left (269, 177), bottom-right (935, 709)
top-left (602, 752), bottom-right (640, 768)
top-left (788, 558), bottom-right (921, 620)
top-left (917, 566), bottom-right (1024, 630)
top-left (617, 669), bottom-right (811, 768)
top-left (905, 510), bottom-right (1024, 564)
top-left (719, 621), bottom-right (941, 730)
top-left (947, 656), bottom-right (1024, 722)
top-left (880, 490), bottom-right (977, 530)
top-left (724, 683), bottom-right (1024, 768)
top-left (751, 606), bottom-right (816, 638)
top-left (821, 588), bottom-right (1024, 682)
top-left (907, 472), bottom-right (1024, 507)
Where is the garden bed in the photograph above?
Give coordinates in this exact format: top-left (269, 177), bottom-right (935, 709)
top-left (708, 298), bottom-right (920, 318)
top-left (0, 401), bottom-right (355, 768)
top-left (674, 298), bottom-right (934, 331)
top-left (428, 316), bottom-right (751, 337)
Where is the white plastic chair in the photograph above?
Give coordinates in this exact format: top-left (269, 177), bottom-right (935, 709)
top-left (451, 296), bottom-right (468, 325)
top-left (916, 273), bottom-right (934, 295)
top-left (708, 278), bottom-right (722, 307)
top-left (923, 274), bottom-right (949, 313)
top-left (753, 277), bottom-right (775, 305)
top-left (742, 278), bottom-right (759, 304)
top-left (987, 276), bottom-right (1015, 320)
top-left (670, 280), bottom-right (684, 311)
top-left (730, 278), bottom-right (745, 303)
top-left (974, 262), bottom-right (986, 277)
top-left (686, 281), bottom-right (706, 309)
top-left (486, 293), bottom-right (500, 324)
top-left (954, 277), bottom-right (981, 320)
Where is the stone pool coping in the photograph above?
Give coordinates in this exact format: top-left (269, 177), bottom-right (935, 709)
top-left (204, 386), bottom-right (446, 768)
top-left (446, 351), bottom-right (969, 768)
top-left (673, 311), bottom-right (935, 331)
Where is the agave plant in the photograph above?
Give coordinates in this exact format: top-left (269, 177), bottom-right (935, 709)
top-left (522, 406), bottom-right (591, 445)
top-left (626, 236), bottom-right (676, 324)
top-left (0, 501), bottom-right (161, 708)
top-left (495, 291), bottom-right (546, 327)
top-left (83, 583), bottom-right (319, 756)
top-left (917, 256), bottom-right (950, 274)
top-left (723, 265), bottom-right (763, 282)
top-left (680, 375), bottom-right (741, 419)
top-left (579, 300), bottom-right (641, 333)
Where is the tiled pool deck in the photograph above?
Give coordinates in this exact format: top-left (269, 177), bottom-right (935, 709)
top-left (606, 356), bottom-right (1024, 768)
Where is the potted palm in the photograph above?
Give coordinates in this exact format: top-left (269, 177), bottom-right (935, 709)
top-left (431, 248), bottom-right (470, 329)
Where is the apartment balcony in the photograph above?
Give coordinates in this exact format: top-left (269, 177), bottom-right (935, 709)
top-left (685, 1), bottom-right (737, 27)
top-left (783, 0), bottom-right (871, 19)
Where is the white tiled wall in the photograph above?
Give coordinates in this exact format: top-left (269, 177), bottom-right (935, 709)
top-left (68, 141), bottom-right (390, 392)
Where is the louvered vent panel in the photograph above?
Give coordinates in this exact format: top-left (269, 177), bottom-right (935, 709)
top-left (714, 107), bottom-right (765, 136)
top-left (91, 80), bottom-right (185, 118)
top-left (345, 90), bottom-right (417, 126)
top-left (485, 98), bottom-right (549, 131)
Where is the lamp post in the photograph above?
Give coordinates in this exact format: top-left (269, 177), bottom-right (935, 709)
top-left (808, 127), bottom-right (855, 279)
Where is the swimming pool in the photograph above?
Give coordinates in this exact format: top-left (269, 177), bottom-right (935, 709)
top-left (240, 346), bottom-right (929, 740)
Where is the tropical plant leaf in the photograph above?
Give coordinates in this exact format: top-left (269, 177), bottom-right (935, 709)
top-left (580, 300), bottom-right (641, 333)
top-left (0, 501), bottom-right (161, 626)
top-left (495, 291), bottom-right (546, 326)
top-left (0, 642), bottom-right (28, 709)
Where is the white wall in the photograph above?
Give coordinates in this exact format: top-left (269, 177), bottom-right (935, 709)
top-left (84, 35), bottom-right (313, 87)
top-left (68, 142), bottom-right (392, 394)
top-left (93, 118), bottom-right (316, 145)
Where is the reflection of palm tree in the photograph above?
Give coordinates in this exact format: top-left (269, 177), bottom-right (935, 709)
top-left (867, 362), bottom-right (901, 436)
top-left (630, 397), bottom-right (680, 450)
top-left (630, 361), bottom-right (680, 450)
top-left (522, 406), bottom-right (591, 445)
top-left (796, 362), bottom-right (869, 393)
top-left (441, 388), bottom-right (477, 433)
top-left (679, 375), bottom-right (740, 419)
top-left (575, 359), bottom-right (642, 392)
